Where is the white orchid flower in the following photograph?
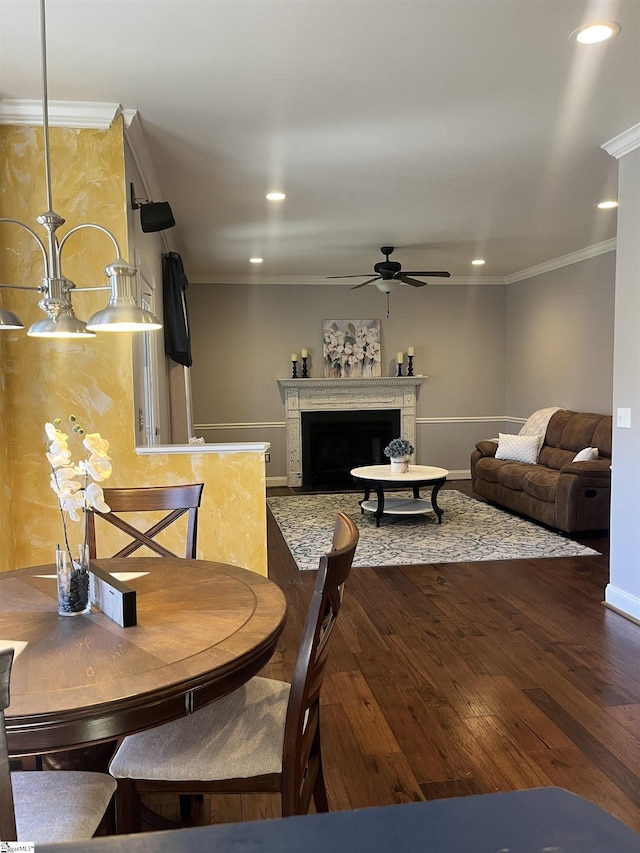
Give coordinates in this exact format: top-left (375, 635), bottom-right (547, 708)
top-left (45, 422), bottom-right (69, 444)
top-left (46, 417), bottom-right (114, 557)
top-left (80, 454), bottom-right (113, 482)
top-left (46, 447), bottom-right (72, 468)
top-left (48, 435), bottom-right (69, 453)
top-left (59, 491), bottom-right (86, 521)
top-left (84, 482), bottom-right (111, 514)
top-left (83, 433), bottom-right (110, 458)
top-left (50, 468), bottom-right (83, 498)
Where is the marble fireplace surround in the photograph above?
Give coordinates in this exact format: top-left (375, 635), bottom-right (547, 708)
top-left (277, 377), bottom-right (423, 487)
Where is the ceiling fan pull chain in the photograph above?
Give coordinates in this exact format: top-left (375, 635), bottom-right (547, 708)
top-left (386, 292), bottom-right (390, 318)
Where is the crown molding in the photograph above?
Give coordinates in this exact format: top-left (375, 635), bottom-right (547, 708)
top-left (191, 242), bottom-right (618, 286)
top-left (602, 123), bottom-right (640, 159)
top-left (504, 238), bottom-right (616, 284)
top-left (190, 274), bottom-right (506, 286)
top-left (0, 99), bottom-right (122, 128)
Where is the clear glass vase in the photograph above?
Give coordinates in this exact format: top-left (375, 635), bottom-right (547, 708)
top-left (56, 543), bottom-right (91, 616)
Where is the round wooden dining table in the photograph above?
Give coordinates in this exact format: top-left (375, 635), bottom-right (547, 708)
top-left (0, 558), bottom-right (287, 763)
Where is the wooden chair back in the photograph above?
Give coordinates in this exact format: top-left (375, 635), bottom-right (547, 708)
top-left (0, 647), bottom-right (17, 841)
top-left (281, 511), bottom-right (359, 815)
top-left (87, 483), bottom-right (205, 559)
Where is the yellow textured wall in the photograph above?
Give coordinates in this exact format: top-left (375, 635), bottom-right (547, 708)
top-left (0, 121), bottom-right (267, 575)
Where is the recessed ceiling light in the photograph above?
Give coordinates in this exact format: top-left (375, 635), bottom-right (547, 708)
top-left (572, 22), bottom-right (620, 44)
top-left (471, 259), bottom-right (486, 266)
top-left (249, 257), bottom-right (264, 264)
top-left (266, 192), bottom-right (286, 201)
top-left (597, 200), bottom-right (618, 209)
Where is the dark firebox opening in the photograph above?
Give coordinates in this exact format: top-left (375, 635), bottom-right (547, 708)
top-left (301, 409), bottom-right (401, 489)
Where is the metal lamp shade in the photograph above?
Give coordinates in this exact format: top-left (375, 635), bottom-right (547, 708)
top-left (86, 301), bottom-right (162, 332)
top-left (27, 311), bottom-right (95, 338)
top-left (86, 259), bottom-right (161, 332)
top-left (0, 306), bottom-right (25, 330)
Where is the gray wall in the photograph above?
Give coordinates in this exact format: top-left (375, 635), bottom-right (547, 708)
top-left (505, 252), bottom-right (615, 417)
top-left (188, 255), bottom-right (615, 481)
top-left (189, 281), bottom-right (507, 478)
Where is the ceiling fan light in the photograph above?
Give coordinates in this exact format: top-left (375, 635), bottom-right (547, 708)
top-left (375, 281), bottom-right (399, 294)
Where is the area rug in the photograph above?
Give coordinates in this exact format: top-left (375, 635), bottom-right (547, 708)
top-left (267, 490), bottom-right (600, 571)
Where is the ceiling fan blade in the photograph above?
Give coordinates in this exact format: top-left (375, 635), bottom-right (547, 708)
top-left (396, 274), bottom-right (428, 288)
top-left (351, 276), bottom-right (381, 289)
top-left (402, 270), bottom-right (451, 277)
top-left (326, 274), bottom-right (374, 279)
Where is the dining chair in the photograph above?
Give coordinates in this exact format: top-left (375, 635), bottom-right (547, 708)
top-left (0, 647), bottom-right (117, 843)
top-left (87, 483), bottom-right (205, 559)
top-left (109, 511), bottom-right (359, 833)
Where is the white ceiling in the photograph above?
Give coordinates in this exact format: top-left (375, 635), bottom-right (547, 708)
top-left (1, 0), bottom-right (639, 285)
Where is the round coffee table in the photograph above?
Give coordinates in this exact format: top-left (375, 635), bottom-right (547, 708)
top-left (350, 464), bottom-right (449, 527)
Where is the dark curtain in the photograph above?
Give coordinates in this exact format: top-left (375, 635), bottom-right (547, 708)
top-left (162, 251), bottom-right (192, 367)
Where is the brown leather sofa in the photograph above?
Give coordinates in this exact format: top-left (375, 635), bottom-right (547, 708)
top-left (470, 410), bottom-right (612, 533)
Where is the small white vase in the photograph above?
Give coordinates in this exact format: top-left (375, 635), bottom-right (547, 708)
top-left (390, 457), bottom-right (410, 474)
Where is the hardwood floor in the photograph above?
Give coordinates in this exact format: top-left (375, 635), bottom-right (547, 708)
top-left (263, 482), bottom-right (640, 825)
top-left (151, 482), bottom-right (640, 832)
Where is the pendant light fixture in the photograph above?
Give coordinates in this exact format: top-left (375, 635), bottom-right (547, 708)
top-left (0, 0), bottom-right (162, 338)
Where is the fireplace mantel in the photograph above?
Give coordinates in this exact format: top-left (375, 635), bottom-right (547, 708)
top-left (277, 377), bottom-right (424, 487)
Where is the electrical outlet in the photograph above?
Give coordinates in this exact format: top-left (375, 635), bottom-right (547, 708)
top-left (265, 452), bottom-right (271, 463)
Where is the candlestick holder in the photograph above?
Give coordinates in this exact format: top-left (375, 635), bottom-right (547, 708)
top-left (291, 359), bottom-right (298, 379)
top-left (407, 354), bottom-right (414, 377)
top-left (396, 363), bottom-right (403, 377)
top-left (301, 356), bottom-right (309, 378)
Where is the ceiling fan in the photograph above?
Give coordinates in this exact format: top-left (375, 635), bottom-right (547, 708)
top-left (327, 246), bottom-right (451, 294)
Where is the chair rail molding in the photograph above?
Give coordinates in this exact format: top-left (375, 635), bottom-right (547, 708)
top-left (277, 377), bottom-right (423, 487)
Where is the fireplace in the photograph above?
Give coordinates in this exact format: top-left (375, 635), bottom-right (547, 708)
top-left (302, 409), bottom-right (400, 488)
top-left (277, 378), bottom-right (423, 487)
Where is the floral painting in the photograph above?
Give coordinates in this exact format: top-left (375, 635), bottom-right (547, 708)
top-left (323, 319), bottom-right (381, 378)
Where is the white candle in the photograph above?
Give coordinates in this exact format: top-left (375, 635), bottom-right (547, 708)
top-left (291, 353), bottom-right (298, 362)
top-left (396, 351), bottom-right (404, 364)
top-left (407, 346), bottom-right (414, 356)
top-left (301, 348), bottom-right (308, 358)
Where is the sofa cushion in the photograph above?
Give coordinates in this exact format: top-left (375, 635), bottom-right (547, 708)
top-left (522, 468), bottom-right (560, 503)
top-left (545, 411), bottom-right (611, 455)
top-left (474, 456), bottom-right (503, 483)
top-left (496, 461), bottom-right (534, 491)
top-left (495, 433), bottom-right (543, 464)
top-left (538, 445), bottom-right (575, 471)
top-left (592, 419), bottom-right (612, 457)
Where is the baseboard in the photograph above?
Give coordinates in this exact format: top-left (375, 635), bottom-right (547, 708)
top-left (604, 584), bottom-right (640, 624)
top-left (448, 469), bottom-right (471, 480)
top-left (266, 475), bottom-right (289, 487)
